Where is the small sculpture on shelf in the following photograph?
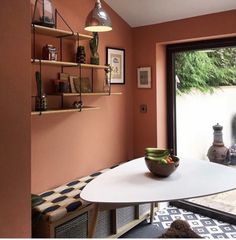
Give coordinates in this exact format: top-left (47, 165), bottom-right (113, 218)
top-left (103, 65), bottom-right (111, 93)
top-left (73, 100), bottom-right (83, 109)
top-left (35, 71), bottom-right (47, 111)
top-left (89, 32), bottom-right (99, 65)
top-left (76, 46), bottom-right (86, 63)
top-left (42, 44), bottom-right (58, 61)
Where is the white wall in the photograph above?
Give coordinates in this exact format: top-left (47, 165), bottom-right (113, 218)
top-left (176, 86), bottom-right (236, 161)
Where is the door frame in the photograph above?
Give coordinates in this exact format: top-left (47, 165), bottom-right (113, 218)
top-left (166, 37), bottom-right (236, 155)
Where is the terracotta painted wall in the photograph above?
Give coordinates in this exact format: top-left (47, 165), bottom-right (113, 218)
top-left (133, 10), bottom-right (236, 157)
top-left (0, 0), bottom-right (31, 237)
top-left (31, 0), bottom-right (134, 193)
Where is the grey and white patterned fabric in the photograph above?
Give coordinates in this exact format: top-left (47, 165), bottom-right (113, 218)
top-left (153, 206), bottom-right (236, 239)
top-left (33, 164), bottom-right (121, 223)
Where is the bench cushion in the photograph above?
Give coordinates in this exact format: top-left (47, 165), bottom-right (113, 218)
top-left (33, 164), bottom-right (120, 222)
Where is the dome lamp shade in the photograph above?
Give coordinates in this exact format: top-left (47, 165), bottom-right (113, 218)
top-left (85, 0), bottom-right (112, 32)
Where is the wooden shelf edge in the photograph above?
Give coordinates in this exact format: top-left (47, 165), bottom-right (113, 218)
top-left (55, 92), bottom-right (122, 97)
top-left (31, 59), bottom-right (108, 69)
top-left (79, 63), bottom-right (109, 69)
top-left (31, 106), bottom-right (100, 115)
top-left (31, 24), bottom-right (93, 40)
top-left (31, 59), bottom-right (78, 67)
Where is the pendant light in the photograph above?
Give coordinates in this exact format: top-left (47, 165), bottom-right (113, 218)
top-left (85, 0), bottom-right (112, 32)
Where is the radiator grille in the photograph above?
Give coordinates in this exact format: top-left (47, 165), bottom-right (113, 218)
top-left (139, 203), bottom-right (151, 216)
top-left (94, 210), bottom-right (111, 238)
top-left (117, 206), bottom-right (135, 229)
top-left (55, 212), bottom-right (88, 238)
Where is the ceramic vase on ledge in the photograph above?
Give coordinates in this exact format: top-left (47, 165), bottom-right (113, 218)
top-left (207, 123), bottom-right (229, 165)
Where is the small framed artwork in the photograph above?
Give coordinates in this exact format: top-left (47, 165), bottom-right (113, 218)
top-left (74, 77), bottom-right (92, 93)
top-left (69, 75), bottom-right (92, 93)
top-left (137, 67), bottom-right (151, 88)
top-left (69, 75), bottom-right (77, 93)
top-left (106, 47), bottom-right (125, 84)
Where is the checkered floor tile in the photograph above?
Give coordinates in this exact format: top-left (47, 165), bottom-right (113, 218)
top-left (152, 206), bottom-right (236, 238)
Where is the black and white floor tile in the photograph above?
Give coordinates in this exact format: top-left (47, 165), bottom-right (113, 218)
top-left (153, 206), bottom-right (236, 238)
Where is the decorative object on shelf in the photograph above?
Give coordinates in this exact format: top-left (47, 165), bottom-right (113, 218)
top-left (76, 46), bottom-right (86, 63)
top-left (70, 75), bottom-right (92, 93)
top-left (42, 44), bottom-right (58, 61)
top-left (54, 80), bottom-right (70, 93)
top-left (31, 0), bottom-right (55, 28)
top-left (103, 65), bottom-right (111, 92)
top-left (137, 67), bottom-right (151, 88)
top-left (54, 73), bottom-right (70, 93)
top-left (69, 76), bottom-right (77, 93)
top-left (84, 0), bottom-right (112, 32)
top-left (89, 32), bottom-right (99, 65)
top-left (35, 71), bottom-right (47, 111)
top-left (207, 123), bottom-right (229, 165)
top-left (106, 47), bottom-right (125, 84)
top-left (73, 100), bottom-right (83, 109)
top-left (59, 72), bottom-right (69, 81)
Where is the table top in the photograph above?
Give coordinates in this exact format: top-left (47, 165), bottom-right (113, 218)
top-left (80, 158), bottom-right (236, 204)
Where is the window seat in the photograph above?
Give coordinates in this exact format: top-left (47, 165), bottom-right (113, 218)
top-left (32, 163), bottom-right (152, 238)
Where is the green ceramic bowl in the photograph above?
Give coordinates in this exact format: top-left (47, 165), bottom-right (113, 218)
top-left (145, 148), bottom-right (170, 159)
top-left (145, 148), bottom-right (169, 154)
top-left (145, 155), bottom-right (179, 177)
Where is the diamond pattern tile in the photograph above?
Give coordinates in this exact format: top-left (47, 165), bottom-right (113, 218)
top-left (152, 205), bottom-right (236, 238)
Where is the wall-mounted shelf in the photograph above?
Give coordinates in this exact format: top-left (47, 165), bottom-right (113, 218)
top-left (31, 19), bottom-right (116, 116)
top-left (31, 106), bottom-right (100, 116)
top-left (31, 24), bottom-right (93, 40)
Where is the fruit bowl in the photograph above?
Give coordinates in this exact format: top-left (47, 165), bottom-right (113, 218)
top-left (144, 148), bottom-right (179, 177)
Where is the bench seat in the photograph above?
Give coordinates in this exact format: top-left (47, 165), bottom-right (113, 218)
top-left (32, 162), bottom-right (153, 238)
top-left (34, 165), bottom-right (119, 223)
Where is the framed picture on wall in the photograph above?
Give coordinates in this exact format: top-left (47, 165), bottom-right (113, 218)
top-left (137, 67), bottom-right (151, 88)
top-left (106, 47), bottom-right (125, 84)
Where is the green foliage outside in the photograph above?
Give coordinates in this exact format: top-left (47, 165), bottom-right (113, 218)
top-left (175, 47), bottom-right (236, 95)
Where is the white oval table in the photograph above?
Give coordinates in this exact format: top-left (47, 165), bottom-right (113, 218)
top-left (80, 157), bottom-right (236, 237)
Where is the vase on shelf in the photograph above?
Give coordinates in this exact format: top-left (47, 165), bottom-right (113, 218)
top-left (35, 94), bottom-right (47, 111)
top-left (76, 46), bottom-right (86, 63)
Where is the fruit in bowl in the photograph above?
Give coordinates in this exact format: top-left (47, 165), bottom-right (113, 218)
top-left (145, 148), bottom-right (179, 177)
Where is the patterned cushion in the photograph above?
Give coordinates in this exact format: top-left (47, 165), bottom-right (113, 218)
top-left (33, 164), bottom-right (121, 222)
